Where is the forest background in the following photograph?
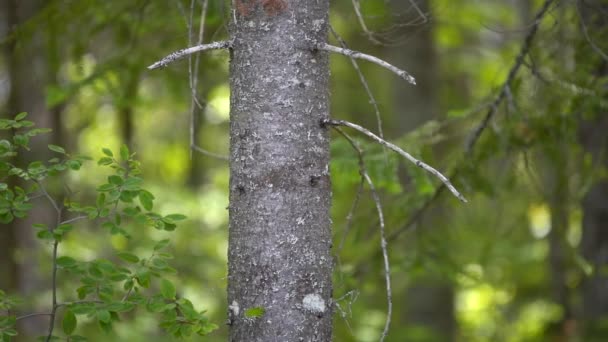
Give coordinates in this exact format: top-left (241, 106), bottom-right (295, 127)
top-left (1, 0), bottom-right (608, 341)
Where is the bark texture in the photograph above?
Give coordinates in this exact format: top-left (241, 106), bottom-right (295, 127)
top-left (227, 1), bottom-right (333, 341)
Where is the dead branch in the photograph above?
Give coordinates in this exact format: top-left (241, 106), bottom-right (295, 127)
top-left (323, 119), bottom-right (467, 203)
top-left (148, 40), bottom-right (231, 70)
top-left (318, 43), bottom-right (416, 85)
top-left (333, 127), bottom-right (393, 342)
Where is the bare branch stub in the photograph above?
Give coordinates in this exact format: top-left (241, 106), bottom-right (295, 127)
top-left (318, 43), bottom-right (416, 85)
top-left (147, 40), bottom-right (231, 70)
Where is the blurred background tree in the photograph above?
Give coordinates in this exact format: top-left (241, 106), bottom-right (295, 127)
top-left (1, 0), bottom-right (607, 341)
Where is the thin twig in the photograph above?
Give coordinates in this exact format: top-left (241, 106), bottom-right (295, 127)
top-left (358, 0), bottom-right (557, 273)
top-left (318, 43), bottom-right (416, 85)
top-left (337, 179), bottom-right (364, 254)
top-left (16, 312), bottom-right (52, 321)
top-left (329, 25), bottom-right (385, 148)
top-left (191, 144), bottom-right (229, 161)
top-left (466, 0), bottom-right (556, 152)
top-left (147, 40), bottom-right (231, 70)
top-left (351, 0), bottom-right (383, 45)
top-left (188, 0), bottom-right (209, 159)
top-left (35, 180), bottom-right (60, 214)
top-left (333, 127), bottom-right (392, 341)
top-left (364, 170), bottom-right (392, 342)
top-left (45, 241), bottom-right (59, 342)
top-left (60, 215), bottom-right (87, 226)
top-left (575, 0), bottom-right (608, 62)
top-left (323, 119), bottom-right (467, 202)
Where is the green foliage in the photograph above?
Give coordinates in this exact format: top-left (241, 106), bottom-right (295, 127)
top-left (244, 307), bottom-right (266, 319)
top-left (0, 114), bottom-right (217, 341)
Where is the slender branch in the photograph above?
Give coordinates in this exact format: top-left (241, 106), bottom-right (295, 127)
top-left (16, 312), bottom-right (52, 321)
top-left (355, 0), bottom-right (557, 277)
top-left (35, 180), bottom-right (60, 214)
top-left (45, 239), bottom-right (59, 342)
top-left (576, 0), bottom-right (608, 62)
top-left (147, 40), bottom-right (231, 70)
top-left (466, 0), bottom-right (555, 152)
top-left (333, 127), bottom-right (392, 341)
top-left (188, 0), bottom-right (209, 159)
top-left (191, 144), bottom-right (229, 161)
top-left (364, 170), bottom-right (392, 342)
top-left (33, 180), bottom-right (63, 342)
top-left (60, 215), bottom-right (87, 225)
top-left (318, 43), bottom-right (416, 85)
top-left (351, 0), bottom-right (382, 45)
top-left (337, 178), bottom-right (364, 254)
top-left (323, 119), bottom-right (467, 203)
top-left (329, 25), bottom-right (386, 147)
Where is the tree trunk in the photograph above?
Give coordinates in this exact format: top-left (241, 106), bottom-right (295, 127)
top-left (227, 1), bottom-right (333, 341)
top-left (1, 0), bottom-right (60, 339)
top-left (387, 1), bottom-right (456, 340)
top-left (579, 61), bottom-right (608, 338)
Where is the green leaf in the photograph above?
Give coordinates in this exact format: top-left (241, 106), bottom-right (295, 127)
top-left (96, 193), bottom-right (106, 208)
top-left (70, 302), bottom-right (96, 315)
top-left (97, 183), bottom-right (116, 192)
top-left (36, 230), bottom-right (54, 240)
top-left (66, 160), bottom-right (82, 170)
top-left (97, 157), bottom-right (113, 166)
top-left (46, 85), bottom-right (69, 107)
top-left (62, 310), bottom-right (77, 335)
top-left (151, 258), bottom-right (168, 270)
top-left (164, 214), bottom-right (187, 222)
top-left (120, 145), bottom-right (129, 161)
top-left (55, 224), bottom-right (73, 235)
top-left (160, 279), bottom-right (176, 300)
top-left (154, 239), bottom-right (171, 251)
top-left (244, 307), bottom-right (266, 318)
top-left (117, 252), bottom-right (139, 263)
top-left (14, 112), bottom-right (27, 121)
top-left (96, 310), bottom-right (111, 323)
top-left (56, 256), bottom-right (77, 268)
top-left (123, 177), bottom-right (143, 191)
top-left (108, 175), bottom-right (123, 185)
top-left (102, 148), bottom-right (113, 157)
top-left (48, 145), bottom-right (66, 154)
top-left (138, 190), bottom-right (154, 211)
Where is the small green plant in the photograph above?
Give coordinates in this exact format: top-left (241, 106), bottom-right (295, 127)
top-left (0, 113), bottom-right (217, 341)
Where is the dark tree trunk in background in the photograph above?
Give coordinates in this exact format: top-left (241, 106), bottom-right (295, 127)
top-left (227, 1), bottom-right (333, 341)
top-left (580, 113), bottom-right (608, 337)
top-left (579, 1), bottom-right (608, 329)
top-left (544, 3), bottom-right (577, 338)
top-left (546, 156), bottom-right (572, 328)
top-left (388, 0), bottom-right (455, 340)
top-left (1, 0), bottom-right (62, 339)
top-left (118, 68), bottom-right (140, 150)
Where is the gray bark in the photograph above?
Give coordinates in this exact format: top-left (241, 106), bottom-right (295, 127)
top-left (227, 1), bottom-right (333, 341)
